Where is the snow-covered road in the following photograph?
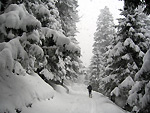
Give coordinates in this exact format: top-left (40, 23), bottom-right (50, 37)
top-left (22, 84), bottom-right (127, 113)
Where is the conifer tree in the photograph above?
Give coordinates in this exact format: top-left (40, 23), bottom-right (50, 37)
top-left (102, 6), bottom-right (150, 110)
top-left (56, 0), bottom-right (81, 81)
top-left (89, 6), bottom-right (115, 91)
top-left (121, 0), bottom-right (150, 14)
top-left (125, 6), bottom-right (150, 113)
top-left (56, 0), bottom-right (79, 37)
top-left (0, 0), bottom-right (81, 83)
top-left (0, 0), bottom-right (81, 112)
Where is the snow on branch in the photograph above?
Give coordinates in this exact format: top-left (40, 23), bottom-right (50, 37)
top-left (127, 92), bottom-right (138, 106)
top-left (41, 27), bottom-right (70, 46)
top-left (0, 48), bottom-right (14, 77)
top-left (111, 87), bottom-right (120, 97)
top-left (0, 38), bottom-right (29, 77)
top-left (41, 27), bottom-right (80, 54)
top-left (65, 42), bottom-right (80, 54)
top-left (119, 76), bottom-right (134, 88)
top-left (121, 54), bottom-right (130, 60)
top-left (29, 44), bottom-right (44, 59)
top-left (135, 49), bottom-right (150, 80)
top-left (35, 4), bottom-right (50, 16)
top-left (110, 42), bottom-right (124, 57)
top-left (0, 4), bottom-right (41, 32)
top-left (0, 38), bottom-right (28, 60)
top-left (124, 38), bottom-right (142, 53)
top-left (40, 69), bottom-right (54, 80)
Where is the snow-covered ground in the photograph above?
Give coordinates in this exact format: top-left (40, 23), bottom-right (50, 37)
top-left (22, 83), bottom-right (127, 113)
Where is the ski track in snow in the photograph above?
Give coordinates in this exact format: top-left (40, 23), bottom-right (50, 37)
top-left (90, 99), bottom-right (96, 113)
top-left (22, 84), bottom-right (127, 113)
top-left (70, 96), bottom-right (79, 113)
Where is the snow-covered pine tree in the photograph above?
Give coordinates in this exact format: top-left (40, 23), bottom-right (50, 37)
top-left (126, 7), bottom-right (150, 113)
top-left (129, 48), bottom-right (150, 113)
top-left (56, 0), bottom-right (79, 37)
top-left (89, 6), bottom-right (115, 91)
top-left (24, 0), bottom-right (65, 80)
top-left (0, 1), bottom-right (81, 112)
top-left (121, 0), bottom-right (150, 14)
top-left (0, 2), bottom-right (44, 73)
top-left (1, 0), bottom-right (81, 82)
top-left (102, 6), bottom-right (150, 110)
top-left (89, 50), bottom-right (101, 91)
top-left (21, 0), bottom-right (81, 82)
top-left (56, 0), bottom-right (81, 82)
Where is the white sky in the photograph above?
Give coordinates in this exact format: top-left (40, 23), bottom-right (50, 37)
top-left (76, 0), bottom-right (124, 67)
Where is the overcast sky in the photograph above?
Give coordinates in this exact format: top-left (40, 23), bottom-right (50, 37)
top-left (75, 0), bottom-right (124, 67)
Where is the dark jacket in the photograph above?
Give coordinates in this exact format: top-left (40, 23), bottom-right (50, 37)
top-left (87, 85), bottom-right (92, 91)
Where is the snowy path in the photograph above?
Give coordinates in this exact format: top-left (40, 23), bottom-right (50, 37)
top-left (91, 99), bottom-right (96, 113)
top-left (22, 84), bottom-right (127, 113)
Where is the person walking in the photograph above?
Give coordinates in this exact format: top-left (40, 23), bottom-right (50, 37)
top-left (87, 85), bottom-right (92, 98)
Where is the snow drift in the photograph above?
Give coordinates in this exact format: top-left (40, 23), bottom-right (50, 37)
top-left (0, 72), bottom-right (54, 113)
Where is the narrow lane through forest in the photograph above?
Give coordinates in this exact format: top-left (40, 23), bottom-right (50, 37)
top-left (22, 84), bottom-right (127, 113)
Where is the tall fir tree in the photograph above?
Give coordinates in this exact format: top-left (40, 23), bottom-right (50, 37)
top-left (89, 6), bottom-right (115, 91)
top-left (102, 6), bottom-right (150, 110)
top-left (56, 0), bottom-right (81, 81)
top-left (0, 0), bottom-right (81, 84)
top-left (56, 0), bottom-right (79, 37)
top-left (0, 0), bottom-right (82, 112)
top-left (125, 6), bottom-right (150, 113)
top-left (121, 0), bottom-right (150, 14)
top-left (25, 0), bottom-right (81, 82)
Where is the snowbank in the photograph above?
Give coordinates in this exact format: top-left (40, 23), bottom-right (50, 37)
top-left (54, 85), bottom-right (68, 94)
top-left (0, 60), bottom-right (54, 113)
top-left (0, 73), bottom-right (54, 113)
